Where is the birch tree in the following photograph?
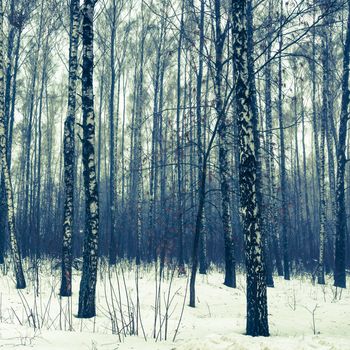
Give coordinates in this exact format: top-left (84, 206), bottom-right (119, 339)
top-left (334, 0), bottom-right (350, 289)
top-left (264, 0), bottom-right (283, 277)
top-left (317, 1), bottom-right (330, 285)
top-left (0, 0), bottom-right (26, 289)
top-left (233, 0), bottom-right (269, 336)
top-left (60, 0), bottom-right (80, 297)
top-left (78, 0), bottom-right (100, 318)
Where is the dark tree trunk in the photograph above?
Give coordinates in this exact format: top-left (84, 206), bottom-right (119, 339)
top-left (277, 0), bottom-right (290, 280)
top-left (108, 0), bottom-right (117, 266)
top-left (310, 4), bottom-right (320, 261)
top-left (60, 0), bottom-right (80, 297)
top-left (318, 9), bottom-right (330, 286)
top-left (194, 0), bottom-right (207, 275)
top-left (215, 0), bottom-right (235, 287)
top-left (134, 12), bottom-right (146, 266)
top-left (176, 0), bottom-right (185, 272)
top-left (78, 0), bottom-right (100, 318)
top-left (301, 92), bottom-right (313, 266)
top-left (334, 0), bottom-right (350, 289)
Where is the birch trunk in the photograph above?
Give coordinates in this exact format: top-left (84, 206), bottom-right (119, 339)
top-left (60, 0), bottom-right (80, 297)
top-left (78, 0), bottom-right (100, 318)
top-left (264, 1), bottom-right (283, 275)
top-left (233, 0), bottom-right (269, 336)
top-left (0, 0), bottom-right (16, 261)
top-left (134, 12), bottom-right (145, 266)
top-left (334, 0), bottom-right (350, 289)
top-left (0, 0), bottom-right (26, 289)
top-left (246, 0), bottom-right (272, 287)
top-left (318, 7), bottom-right (330, 285)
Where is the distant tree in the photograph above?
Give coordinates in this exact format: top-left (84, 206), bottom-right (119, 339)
top-left (277, 0), bottom-right (290, 281)
top-left (195, 0), bottom-right (207, 276)
top-left (108, 0), bottom-right (118, 265)
top-left (263, 0), bottom-right (283, 278)
top-left (317, 1), bottom-right (331, 285)
top-left (175, 0), bottom-right (185, 272)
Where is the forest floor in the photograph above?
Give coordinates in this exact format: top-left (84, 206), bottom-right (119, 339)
top-left (0, 261), bottom-right (348, 350)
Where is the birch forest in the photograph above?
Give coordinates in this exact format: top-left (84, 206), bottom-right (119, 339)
top-left (0, 0), bottom-right (349, 349)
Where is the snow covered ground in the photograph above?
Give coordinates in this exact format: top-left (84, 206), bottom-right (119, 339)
top-left (0, 261), bottom-right (348, 350)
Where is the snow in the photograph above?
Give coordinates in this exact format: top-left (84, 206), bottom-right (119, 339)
top-left (0, 262), bottom-right (349, 350)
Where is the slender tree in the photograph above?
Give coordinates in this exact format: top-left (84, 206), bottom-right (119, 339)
top-left (134, 7), bottom-right (146, 266)
top-left (214, 0), bottom-right (235, 287)
top-left (78, 0), bottom-right (100, 318)
top-left (196, 0), bottom-right (207, 275)
top-left (108, 0), bottom-right (117, 265)
top-left (264, 0), bottom-right (283, 277)
top-left (318, 1), bottom-right (330, 285)
top-left (277, 0), bottom-right (290, 280)
top-left (60, 0), bottom-right (80, 297)
top-left (334, 0), bottom-right (350, 289)
top-left (176, 0), bottom-right (185, 272)
top-left (0, 0), bottom-right (26, 289)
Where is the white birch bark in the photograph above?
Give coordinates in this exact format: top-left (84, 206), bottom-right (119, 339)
top-left (0, 0), bottom-right (26, 289)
